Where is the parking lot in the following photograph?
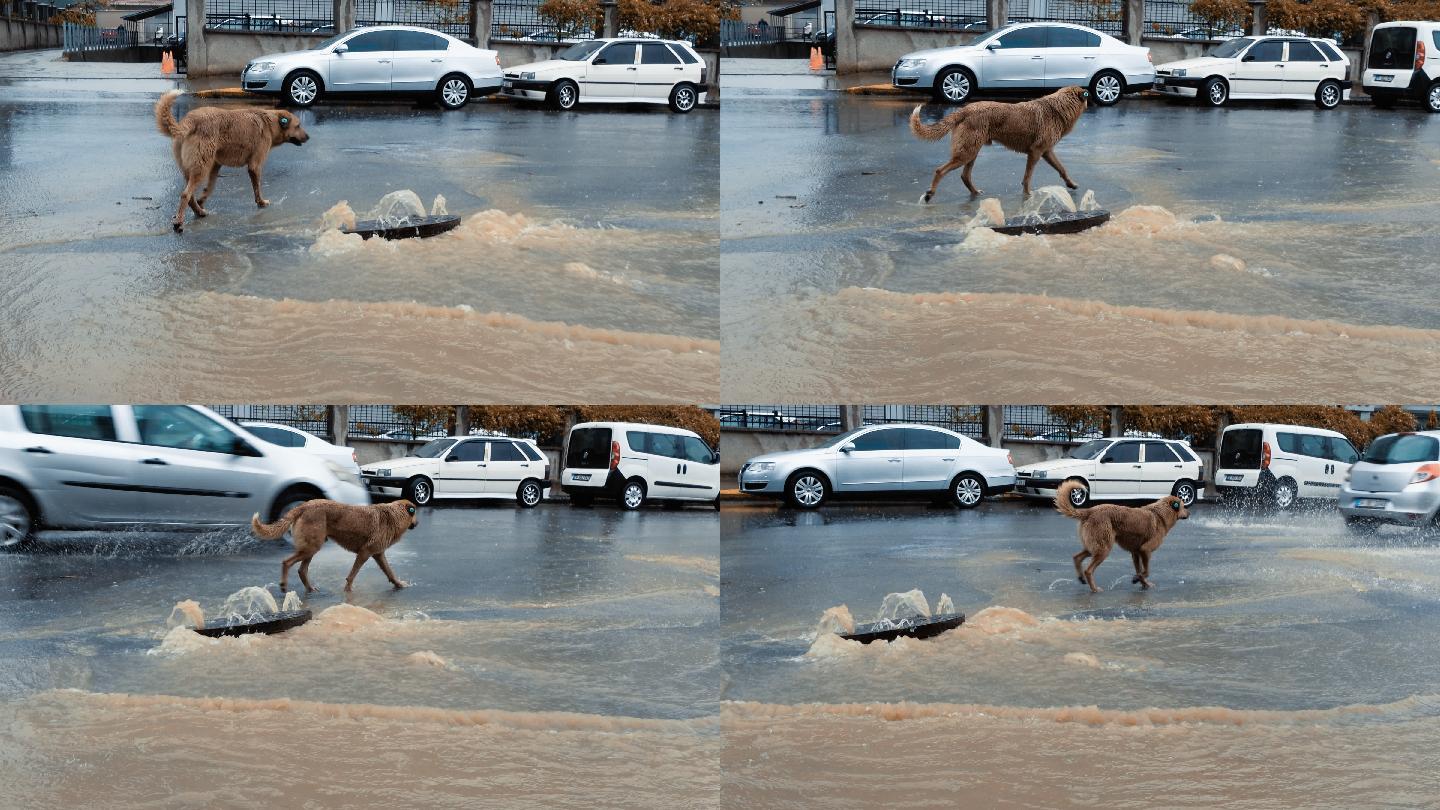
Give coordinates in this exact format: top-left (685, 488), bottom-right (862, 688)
top-left (722, 497), bottom-right (1440, 806)
top-left (0, 504), bottom-right (718, 807)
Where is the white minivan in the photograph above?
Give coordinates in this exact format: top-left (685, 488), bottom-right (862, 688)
top-left (561, 422), bottom-right (720, 510)
top-left (1363, 21), bottom-right (1440, 112)
top-left (1215, 423), bottom-right (1360, 509)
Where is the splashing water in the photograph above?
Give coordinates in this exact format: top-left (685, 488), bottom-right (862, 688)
top-left (221, 586), bottom-right (280, 622)
top-left (430, 194), bottom-right (447, 216)
top-left (935, 593), bottom-right (955, 615)
top-left (878, 589), bottom-right (931, 622)
top-left (367, 190), bottom-right (430, 228)
top-left (281, 591), bottom-right (302, 612)
top-left (967, 198), bottom-right (1006, 229)
top-left (814, 605), bottom-right (856, 637)
top-left (1077, 189), bottom-right (1098, 212)
top-left (1012, 186), bottom-right (1078, 225)
top-left (167, 600), bottom-right (205, 629)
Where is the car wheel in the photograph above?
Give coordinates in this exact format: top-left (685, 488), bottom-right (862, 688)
top-left (516, 479), bottom-right (543, 508)
top-left (620, 478), bottom-right (647, 511)
top-left (1066, 480), bottom-right (1092, 509)
top-left (1089, 70), bottom-right (1124, 106)
top-left (949, 473), bottom-right (985, 509)
top-left (283, 70), bottom-right (321, 108)
top-left (550, 79), bottom-right (579, 111)
top-left (932, 67), bottom-right (974, 104)
top-left (1201, 76), bottom-right (1228, 107)
top-left (785, 471), bottom-right (829, 509)
top-left (269, 487), bottom-right (317, 543)
top-left (1172, 479), bottom-right (1198, 507)
top-left (436, 73), bottom-right (472, 110)
top-left (0, 486), bottom-right (37, 550)
top-left (1427, 81), bottom-right (1440, 113)
top-left (712, 496), bottom-right (721, 512)
top-left (669, 83), bottom-right (698, 113)
top-left (1315, 79), bottom-right (1342, 110)
top-left (1270, 477), bottom-right (1298, 511)
top-left (403, 477), bottom-right (434, 506)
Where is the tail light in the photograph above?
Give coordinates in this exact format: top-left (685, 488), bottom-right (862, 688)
top-left (700, 67), bottom-right (709, 84)
top-left (1261, 441), bottom-right (1272, 470)
top-left (351, 450), bottom-right (357, 463)
top-left (1410, 463), bottom-right (1440, 485)
top-left (544, 463), bottom-right (551, 480)
top-left (495, 55), bottom-right (502, 66)
top-left (609, 440), bottom-right (621, 470)
top-left (1146, 50), bottom-right (1152, 63)
top-left (1007, 451), bottom-right (1014, 465)
top-left (1418, 40), bottom-right (1426, 70)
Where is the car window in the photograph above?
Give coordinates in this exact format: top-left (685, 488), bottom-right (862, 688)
top-left (668, 43), bottom-right (699, 64)
top-left (133, 406), bottom-right (240, 454)
top-left (518, 442), bottom-right (544, 462)
top-left (904, 428), bottom-right (960, 450)
top-left (851, 428), bottom-right (902, 452)
top-left (1298, 433), bottom-right (1329, 458)
top-left (394, 30), bottom-right (447, 51)
top-left (1329, 437), bottom-right (1360, 464)
top-left (681, 436), bottom-right (716, 464)
top-left (19, 405), bottom-right (117, 441)
top-left (1173, 444), bottom-right (1198, 462)
top-left (994, 26), bottom-right (1046, 49)
top-left (1363, 434), bottom-right (1439, 464)
top-left (344, 30), bottom-right (394, 52)
top-left (1103, 442), bottom-right (1140, 463)
top-left (1245, 39), bottom-right (1284, 61)
top-left (490, 441), bottom-right (526, 462)
top-left (1276, 432), bottom-right (1302, 454)
top-left (1434, 31), bottom-right (1440, 51)
top-left (595, 42), bottom-right (636, 65)
top-left (641, 42), bottom-right (681, 64)
top-left (1316, 40), bottom-right (1343, 61)
top-left (1286, 40), bottom-right (1324, 62)
top-left (567, 427), bottom-right (611, 467)
top-left (1048, 26), bottom-right (1099, 48)
top-left (1369, 27), bottom-right (1416, 70)
top-left (450, 440), bottom-right (486, 462)
top-left (245, 425), bottom-right (303, 447)
top-left (1142, 441), bottom-right (1180, 463)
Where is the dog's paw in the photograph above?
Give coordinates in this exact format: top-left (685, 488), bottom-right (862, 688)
top-left (1078, 576), bottom-right (1086, 583)
top-left (1132, 575), bottom-right (1142, 584)
top-left (172, 223), bottom-right (183, 234)
top-left (1066, 181), bottom-right (1079, 190)
top-left (195, 208), bottom-right (208, 218)
top-left (256, 199), bottom-right (270, 208)
top-left (921, 192), bottom-right (933, 204)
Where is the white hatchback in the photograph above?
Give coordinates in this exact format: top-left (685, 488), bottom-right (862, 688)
top-left (1154, 36), bottom-right (1351, 108)
top-left (361, 436), bottom-right (551, 508)
top-left (1014, 437), bottom-right (1205, 508)
top-left (501, 38), bottom-right (709, 112)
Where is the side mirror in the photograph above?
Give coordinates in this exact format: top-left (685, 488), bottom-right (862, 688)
top-left (445, 454), bottom-right (461, 462)
top-left (231, 437), bottom-right (260, 457)
top-left (1100, 455), bottom-right (1115, 464)
top-left (711, 451), bottom-right (720, 464)
top-left (333, 43), bottom-right (348, 54)
top-left (985, 41), bottom-right (1000, 50)
top-left (840, 442), bottom-right (856, 453)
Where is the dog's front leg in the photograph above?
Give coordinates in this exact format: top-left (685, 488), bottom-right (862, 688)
top-left (343, 553), bottom-right (370, 592)
top-left (247, 164), bottom-right (269, 208)
top-left (1042, 149), bottom-right (1079, 190)
top-left (372, 552), bottom-right (406, 589)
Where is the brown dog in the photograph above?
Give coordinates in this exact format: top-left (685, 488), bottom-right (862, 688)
top-left (909, 85), bottom-right (1088, 200)
top-left (251, 499), bottom-right (418, 593)
top-left (154, 89), bottom-right (309, 233)
top-left (1055, 480), bottom-right (1187, 593)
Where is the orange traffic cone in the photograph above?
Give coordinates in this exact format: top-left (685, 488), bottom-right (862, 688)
top-left (809, 46), bottom-right (822, 71)
top-left (161, 50), bottom-right (175, 75)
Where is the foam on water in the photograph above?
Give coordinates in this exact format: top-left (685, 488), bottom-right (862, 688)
top-left (281, 591), bottom-right (303, 612)
top-left (878, 589), bottom-right (930, 622)
top-left (221, 586), bottom-right (280, 622)
top-left (167, 600), bottom-right (205, 629)
top-left (934, 594), bottom-right (955, 615)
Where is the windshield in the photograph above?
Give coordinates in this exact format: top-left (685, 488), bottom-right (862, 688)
top-left (1069, 439), bottom-right (1112, 460)
top-left (817, 428), bottom-right (868, 448)
top-left (1363, 434), bottom-right (1440, 464)
top-left (557, 40), bottom-right (607, 60)
top-left (411, 438), bottom-right (458, 458)
top-left (1207, 37), bottom-right (1253, 58)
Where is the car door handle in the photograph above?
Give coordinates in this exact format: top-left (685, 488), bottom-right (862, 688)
top-left (430, 58), bottom-right (444, 62)
top-left (626, 66), bottom-right (637, 71)
top-left (23, 446), bottom-right (53, 454)
top-left (1083, 55), bottom-right (1096, 59)
top-left (1030, 55), bottom-right (1043, 59)
top-left (942, 458), bottom-right (955, 462)
top-left (889, 458), bottom-right (902, 463)
top-left (141, 458), bottom-right (168, 465)
top-left (378, 59), bottom-right (391, 64)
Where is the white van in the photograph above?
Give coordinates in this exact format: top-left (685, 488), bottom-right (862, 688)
top-left (1362, 21), bottom-right (1440, 111)
top-left (1215, 423), bottom-right (1360, 509)
top-left (561, 422), bottom-right (720, 510)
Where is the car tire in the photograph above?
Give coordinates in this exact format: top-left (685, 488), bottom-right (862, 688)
top-left (619, 478), bottom-right (647, 511)
top-left (550, 79), bottom-right (579, 111)
top-left (785, 470), bottom-right (829, 509)
top-left (1315, 79), bottom-right (1342, 110)
top-left (1270, 477), bottom-right (1298, 511)
top-left (668, 83), bottom-right (698, 113)
top-left (516, 479), bottom-right (543, 508)
top-left (949, 472), bottom-right (985, 509)
top-left (403, 476), bottom-right (434, 506)
top-left (1172, 479), bottom-right (1198, 508)
top-left (0, 485), bottom-right (38, 550)
top-left (1201, 76), bottom-right (1228, 107)
top-left (1427, 81), bottom-right (1440, 113)
top-left (1066, 479), bottom-right (1092, 509)
top-left (283, 70), bottom-right (322, 108)
top-left (1089, 69), bottom-right (1125, 106)
top-left (712, 496), bottom-right (721, 512)
top-left (932, 66), bottom-right (975, 104)
top-left (268, 486), bottom-right (319, 543)
top-left (436, 73), bottom-right (472, 110)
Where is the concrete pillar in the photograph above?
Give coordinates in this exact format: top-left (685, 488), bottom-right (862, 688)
top-left (984, 406), bottom-right (1005, 448)
top-left (1248, 0), bottom-right (1265, 37)
top-left (330, 405), bottom-right (350, 446)
top-left (600, 0), bottom-right (617, 38)
top-left (334, 0), bottom-right (354, 35)
top-left (1122, 0), bottom-right (1143, 45)
top-left (454, 406), bottom-right (471, 437)
top-left (986, 0), bottom-right (1007, 34)
top-left (1107, 406), bottom-right (1124, 438)
top-left (186, 0), bottom-right (204, 78)
top-left (835, 0), bottom-right (855, 74)
top-left (840, 405), bottom-right (864, 432)
top-left (470, 0), bottom-right (491, 48)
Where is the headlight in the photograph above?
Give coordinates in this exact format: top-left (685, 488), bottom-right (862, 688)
top-left (250, 61), bottom-right (276, 72)
top-left (1031, 470), bottom-right (1047, 479)
top-left (1171, 68), bottom-right (1187, 77)
top-left (751, 462), bottom-right (775, 472)
top-left (521, 71), bottom-right (536, 80)
top-left (897, 58), bottom-right (926, 70)
top-left (377, 468), bottom-right (391, 477)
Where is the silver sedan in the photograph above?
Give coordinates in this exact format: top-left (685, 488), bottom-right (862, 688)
top-left (242, 25), bottom-right (503, 110)
top-left (891, 22), bottom-right (1155, 105)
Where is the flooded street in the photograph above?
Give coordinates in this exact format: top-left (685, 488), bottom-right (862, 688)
top-left (0, 504), bottom-right (719, 807)
top-left (720, 59), bottom-right (1440, 401)
top-left (721, 501), bottom-right (1440, 806)
top-left (0, 53), bottom-right (718, 401)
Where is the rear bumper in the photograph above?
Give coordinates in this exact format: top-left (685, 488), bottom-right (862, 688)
top-left (561, 469), bottom-right (625, 496)
top-left (1339, 483), bottom-right (1440, 524)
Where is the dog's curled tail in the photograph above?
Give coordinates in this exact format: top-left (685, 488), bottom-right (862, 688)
top-left (1054, 481), bottom-right (1091, 519)
top-left (251, 510), bottom-right (296, 541)
top-left (909, 105), bottom-right (964, 141)
top-left (155, 89), bottom-right (184, 137)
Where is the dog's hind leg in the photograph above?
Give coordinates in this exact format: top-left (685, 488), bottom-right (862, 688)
top-left (1042, 149), bottom-right (1079, 190)
top-left (174, 170), bottom-right (203, 232)
top-left (278, 551), bottom-right (304, 592)
top-left (372, 552), bottom-right (406, 590)
top-left (194, 164), bottom-right (221, 213)
top-left (1073, 549), bottom-right (1091, 583)
top-left (247, 163), bottom-right (268, 208)
top-left (960, 159), bottom-right (981, 196)
top-left (1083, 545), bottom-right (1110, 593)
top-left (343, 553), bottom-right (370, 592)
top-left (297, 557), bottom-right (318, 593)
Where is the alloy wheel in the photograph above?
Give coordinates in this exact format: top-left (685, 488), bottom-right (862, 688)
top-left (954, 477), bottom-right (982, 506)
top-left (1095, 74), bottom-right (1121, 104)
top-left (442, 79), bottom-right (468, 108)
top-left (290, 75), bottom-right (317, 105)
top-left (792, 475), bottom-right (824, 507)
top-left (1320, 84), bottom-right (1340, 107)
top-left (0, 494), bottom-right (31, 548)
top-left (521, 482), bottom-right (541, 506)
top-left (623, 483), bottom-right (644, 509)
top-left (942, 72), bottom-right (970, 102)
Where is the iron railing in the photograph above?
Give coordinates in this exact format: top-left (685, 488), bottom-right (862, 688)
top-left (204, 0), bottom-right (333, 32)
top-left (356, 0), bottom-right (469, 37)
top-left (714, 406), bottom-right (843, 433)
top-left (1008, 0), bottom-right (1122, 36)
top-left (721, 18), bottom-right (811, 45)
top-left (854, 1), bottom-right (986, 30)
top-left (1141, 0), bottom-right (1214, 38)
top-left (860, 405), bottom-right (985, 438)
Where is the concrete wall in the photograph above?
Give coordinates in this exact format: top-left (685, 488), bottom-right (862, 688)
top-left (190, 29), bottom-right (329, 77)
top-left (0, 16), bottom-right (61, 51)
top-left (722, 40), bottom-right (810, 59)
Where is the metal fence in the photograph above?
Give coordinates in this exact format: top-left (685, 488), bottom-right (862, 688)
top-left (714, 405), bottom-right (843, 433)
top-left (854, 0), bottom-right (987, 30)
top-left (721, 18), bottom-right (810, 45)
top-left (1009, 0), bottom-right (1122, 35)
top-left (204, 0), bottom-right (333, 32)
top-left (1141, 0), bottom-right (1210, 37)
top-left (491, 0), bottom-right (589, 41)
top-left (861, 405), bottom-right (985, 438)
top-left (211, 405), bottom-right (333, 436)
top-left (356, 0), bottom-right (470, 37)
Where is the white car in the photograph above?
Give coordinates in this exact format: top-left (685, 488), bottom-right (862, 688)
top-left (501, 38), bottom-right (709, 112)
top-left (737, 423), bottom-right (1016, 509)
top-left (890, 22), bottom-right (1155, 105)
top-left (239, 421), bottom-right (360, 474)
top-left (1215, 423), bottom-right (1359, 509)
top-left (1363, 21), bottom-right (1440, 112)
top-left (242, 25), bottom-right (504, 110)
top-left (561, 422), bottom-right (720, 510)
top-left (1154, 36), bottom-right (1351, 108)
top-left (1340, 431), bottom-right (1440, 533)
top-left (360, 435), bottom-right (551, 508)
top-left (0, 405), bottom-right (368, 549)
top-left (1014, 437), bottom-right (1204, 508)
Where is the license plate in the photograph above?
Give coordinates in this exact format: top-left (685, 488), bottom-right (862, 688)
top-left (573, 473), bottom-right (591, 482)
top-left (1374, 74), bottom-right (1394, 83)
top-left (1224, 474), bottom-right (1243, 482)
top-left (1355, 498), bottom-right (1387, 509)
